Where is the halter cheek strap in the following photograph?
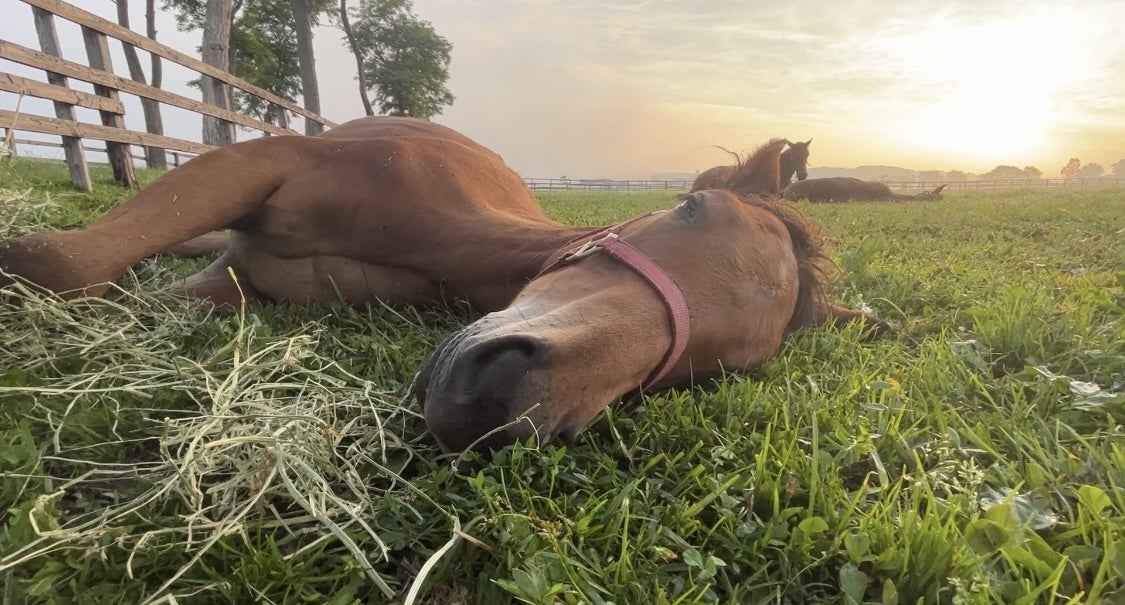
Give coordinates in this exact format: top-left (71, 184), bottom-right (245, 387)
top-left (535, 213), bottom-right (691, 389)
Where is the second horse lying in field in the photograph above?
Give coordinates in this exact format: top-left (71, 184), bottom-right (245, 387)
top-left (783, 177), bottom-right (947, 203)
top-left (0, 117), bottom-right (886, 454)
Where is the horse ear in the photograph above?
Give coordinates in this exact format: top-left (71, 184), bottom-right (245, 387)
top-left (805, 138), bottom-right (813, 146)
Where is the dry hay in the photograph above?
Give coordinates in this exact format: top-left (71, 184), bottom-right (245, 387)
top-left (0, 187), bottom-right (462, 603)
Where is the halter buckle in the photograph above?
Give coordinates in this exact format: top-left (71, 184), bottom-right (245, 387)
top-left (563, 232), bottom-right (618, 262)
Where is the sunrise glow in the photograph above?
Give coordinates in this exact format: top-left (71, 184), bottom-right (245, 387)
top-left (1, 0), bottom-right (1121, 177)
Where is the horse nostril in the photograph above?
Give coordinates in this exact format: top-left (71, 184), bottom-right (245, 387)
top-left (421, 335), bottom-right (545, 453)
top-left (556, 426), bottom-right (580, 446)
top-left (462, 336), bottom-right (539, 394)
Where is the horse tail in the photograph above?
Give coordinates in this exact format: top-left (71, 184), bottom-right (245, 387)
top-left (0, 136), bottom-right (305, 298)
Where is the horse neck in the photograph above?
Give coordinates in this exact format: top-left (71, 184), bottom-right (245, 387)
top-left (456, 221), bottom-right (606, 311)
top-left (779, 156), bottom-right (796, 185)
top-left (492, 221), bottom-right (604, 276)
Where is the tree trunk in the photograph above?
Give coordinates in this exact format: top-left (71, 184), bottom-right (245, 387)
top-left (146, 0), bottom-right (161, 91)
top-left (339, 0), bottom-right (373, 116)
top-left (290, 0), bottom-right (323, 134)
top-left (201, 0), bottom-right (234, 146)
top-left (116, 0), bottom-right (166, 169)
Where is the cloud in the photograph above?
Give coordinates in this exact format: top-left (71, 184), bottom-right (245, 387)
top-left (2, 0), bottom-right (1121, 176)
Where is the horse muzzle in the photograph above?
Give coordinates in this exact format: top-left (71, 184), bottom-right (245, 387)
top-left (413, 325), bottom-right (570, 453)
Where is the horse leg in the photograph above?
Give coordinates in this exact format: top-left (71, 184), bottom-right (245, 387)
top-left (170, 251), bottom-right (266, 309)
top-left (165, 231), bottom-right (231, 258)
top-left (0, 137), bottom-right (303, 299)
top-left (797, 302), bottom-right (892, 339)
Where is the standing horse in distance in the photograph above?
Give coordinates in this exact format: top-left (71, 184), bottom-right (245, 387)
top-left (0, 117), bottom-right (885, 454)
top-left (691, 138), bottom-right (812, 193)
top-left (782, 177), bottom-right (947, 203)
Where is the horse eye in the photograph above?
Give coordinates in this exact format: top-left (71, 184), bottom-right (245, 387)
top-left (677, 197), bottom-right (699, 222)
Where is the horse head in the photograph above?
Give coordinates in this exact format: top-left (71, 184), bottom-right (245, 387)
top-left (781, 138), bottom-right (812, 183)
top-left (413, 186), bottom-right (848, 454)
top-left (915, 184), bottom-right (947, 200)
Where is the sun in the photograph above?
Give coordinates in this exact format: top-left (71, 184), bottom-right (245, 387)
top-left (873, 9), bottom-right (1098, 163)
top-left (905, 95), bottom-right (1050, 162)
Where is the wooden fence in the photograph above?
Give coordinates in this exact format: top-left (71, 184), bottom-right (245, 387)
top-left (8, 137), bottom-right (194, 167)
top-left (522, 177), bottom-right (1125, 192)
top-left (0, 0), bottom-right (336, 191)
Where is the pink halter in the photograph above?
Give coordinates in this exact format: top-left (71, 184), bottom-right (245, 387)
top-left (534, 212), bottom-right (691, 389)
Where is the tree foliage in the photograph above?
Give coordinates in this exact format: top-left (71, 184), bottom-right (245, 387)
top-left (1060, 157), bottom-right (1081, 179)
top-left (1076, 162), bottom-right (1104, 178)
top-left (1022, 166), bottom-right (1042, 179)
top-left (1112, 159), bottom-right (1125, 177)
top-left (163, 0), bottom-right (331, 125)
top-left (347, 0), bottom-right (454, 118)
top-left (980, 165), bottom-right (1026, 180)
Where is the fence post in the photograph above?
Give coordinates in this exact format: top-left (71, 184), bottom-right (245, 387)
top-left (80, 25), bottom-right (138, 189)
top-left (1, 127), bottom-right (15, 156)
top-left (31, 7), bottom-right (92, 191)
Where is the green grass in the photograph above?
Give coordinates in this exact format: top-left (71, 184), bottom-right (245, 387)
top-left (1, 158), bottom-right (1123, 604)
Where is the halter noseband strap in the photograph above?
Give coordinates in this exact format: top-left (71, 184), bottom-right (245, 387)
top-left (535, 213), bottom-right (691, 390)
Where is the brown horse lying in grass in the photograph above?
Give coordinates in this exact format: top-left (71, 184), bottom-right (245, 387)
top-left (691, 138), bottom-right (812, 193)
top-left (0, 117), bottom-right (885, 453)
top-left (783, 177), bottom-right (947, 203)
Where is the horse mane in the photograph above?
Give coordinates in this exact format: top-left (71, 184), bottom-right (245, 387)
top-left (711, 145), bottom-right (743, 165)
top-left (739, 194), bottom-right (828, 334)
top-left (723, 138), bottom-right (787, 196)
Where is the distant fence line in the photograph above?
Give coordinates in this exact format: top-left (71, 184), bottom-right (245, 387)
top-left (522, 177), bottom-right (1125, 192)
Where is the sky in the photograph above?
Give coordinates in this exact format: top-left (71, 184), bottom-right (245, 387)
top-left (2, 0), bottom-right (1123, 179)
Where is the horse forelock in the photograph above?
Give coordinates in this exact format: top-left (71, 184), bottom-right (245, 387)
top-left (739, 194), bottom-right (828, 334)
top-left (781, 142), bottom-right (811, 163)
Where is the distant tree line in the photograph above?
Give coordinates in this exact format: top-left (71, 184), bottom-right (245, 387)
top-left (973, 160), bottom-right (1124, 181)
top-left (1059, 158), bottom-right (1123, 179)
top-left (109, 0), bottom-right (456, 163)
top-left (888, 160), bottom-right (1125, 182)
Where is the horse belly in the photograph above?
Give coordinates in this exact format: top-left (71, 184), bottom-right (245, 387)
top-left (232, 237), bottom-right (441, 306)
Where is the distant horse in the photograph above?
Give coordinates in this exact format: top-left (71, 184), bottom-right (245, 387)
top-left (0, 117), bottom-right (884, 454)
top-left (690, 138), bottom-right (812, 193)
top-left (780, 138), bottom-right (812, 186)
top-left (783, 177), bottom-right (947, 203)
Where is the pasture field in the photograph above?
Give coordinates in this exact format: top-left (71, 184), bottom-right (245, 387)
top-left (0, 158), bottom-right (1122, 604)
